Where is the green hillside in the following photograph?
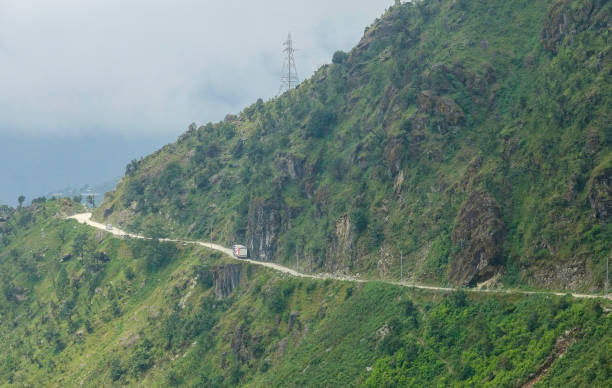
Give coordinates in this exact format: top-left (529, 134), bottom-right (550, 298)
top-left (97, 0), bottom-right (610, 292)
top-left (0, 200), bottom-right (610, 386)
top-left (2, 0), bottom-right (611, 386)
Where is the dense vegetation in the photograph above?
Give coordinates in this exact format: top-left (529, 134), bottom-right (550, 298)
top-left (96, 0), bottom-right (611, 292)
top-left (0, 201), bottom-right (610, 386)
top-left (1, 0), bottom-right (610, 386)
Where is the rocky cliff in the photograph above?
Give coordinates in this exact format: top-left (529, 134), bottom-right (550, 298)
top-left (212, 264), bottom-right (242, 299)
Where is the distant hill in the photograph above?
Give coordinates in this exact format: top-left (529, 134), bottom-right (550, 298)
top-left (96, 0), bottom-right (611, 292)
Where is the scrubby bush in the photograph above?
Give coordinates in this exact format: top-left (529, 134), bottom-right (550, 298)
top-left (332, 50), bottom-right (349, 64)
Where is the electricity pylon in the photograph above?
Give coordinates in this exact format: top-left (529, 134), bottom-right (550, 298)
top-left (278, 32), bottom-right (299, 95)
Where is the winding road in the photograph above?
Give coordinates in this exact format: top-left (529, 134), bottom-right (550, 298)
top-left (69, 213), bottom-right (610, 301)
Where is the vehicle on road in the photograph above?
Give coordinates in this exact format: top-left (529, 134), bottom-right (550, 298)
top-left (106, 224), bottom-right (113, 231)
top-left (232, 244), bottom-right (248, 259)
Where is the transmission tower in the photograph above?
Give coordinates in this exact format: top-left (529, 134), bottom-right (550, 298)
top-left (279, 32), bottom-right (299, 95)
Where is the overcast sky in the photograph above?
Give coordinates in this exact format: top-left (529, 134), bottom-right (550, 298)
top-left (0, 0), bottom-right (392, 137)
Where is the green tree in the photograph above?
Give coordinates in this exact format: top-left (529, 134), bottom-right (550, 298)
top-left (17, 196), bottom-right (25, 208)
top-left (73, 232), bottom-right (88, 258)
top-left (332, 50), bottom-right (349, 64)
top-left (56, 266), bottom-right (69, 300)
top-left (306, 108), bottom-right (336, 138)
top-left (125, 159), bottom-right (140, 176)
top-left (86, 195), bottom-right (95, 208)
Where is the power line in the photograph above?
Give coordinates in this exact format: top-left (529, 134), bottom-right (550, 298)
top-left (278, 32), bottom-right (299, 95)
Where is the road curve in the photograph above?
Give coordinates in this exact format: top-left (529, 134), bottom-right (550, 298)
top-left (68, 213), bottom-right (316, 279)
top-left (68, 213), bottom-right (610, 301)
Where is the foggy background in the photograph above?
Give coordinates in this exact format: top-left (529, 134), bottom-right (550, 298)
top-left (0, 0), bottom-right (392, 205)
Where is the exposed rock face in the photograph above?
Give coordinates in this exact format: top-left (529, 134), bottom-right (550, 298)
top-left (231, 323), bottom-right (251, 364)
top-left (417, 90), bottom-right (436, 112)
top-left (529, 257), bottom-right (589, 291)
top-left (416, 89), bottom-right (465, 132)
top-left (450, 190), bottom-right (506, 286)
top-left (540, 0), bottom-right (607, 54)
top-left (438, 96), bottom-right (465, 126)
top-left (274, 153), bottom-right (304, 181)
top-left (247, 199), bottom-right (281, 261)
top-left (385, 136), bottom-right (407, 175)
top-left (212, 264), bottom-right (241, 299)
top-left (275, 337), bottom-right (289, 359)
top-left (326, 215), bottom-right (355, 272)
top-left (588, 166), bottom-right (612, 220)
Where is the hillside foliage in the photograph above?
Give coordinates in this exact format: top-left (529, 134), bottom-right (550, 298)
top-left (96, 0), bottom-right (611, 291)
top-left (0, 201), bottom-right (610, 386)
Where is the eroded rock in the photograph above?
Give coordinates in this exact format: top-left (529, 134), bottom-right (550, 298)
top-left (540, 0), bottom-right (606, 54)
top-left (212, 264), bottom-right (242, 299)
top-left (246, 199), bottom-right (281, 261)
top-left (450, 190), bottom-right (505, 286)
top-left (231, 323), bottom-right (251, 364)
top-left (588, 165), bottom-right (612, 220)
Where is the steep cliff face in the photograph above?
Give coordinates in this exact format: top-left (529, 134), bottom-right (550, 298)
top-left (326, 214), bottom-right (356, 273)
top-left (450, 191), bottom-right (505, 286)
top-left (246, 200), bottom-right (282, 261)
top-left (212, 264), bottom-right (242, 299)
top-left (95, 0), bottom-right (611, 291)
top-left (588, 164), bottom-right (612, 221)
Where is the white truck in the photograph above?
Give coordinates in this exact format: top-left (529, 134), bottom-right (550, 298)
top-left (232, 244), bottom-right (248, 259)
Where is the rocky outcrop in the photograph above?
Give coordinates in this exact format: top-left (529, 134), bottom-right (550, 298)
top-left (540, 0), bottom-right (608, 54)
top-left (385, 136), bottom-right (407, 176)
top-left (416, 90), bottom-right (465, 132)
top-left (450, 190), bottom-right (506, 286)
top-left (326, 215), bottom-right (355, 273)
top-left (212, 264), bottom-right (242, 299)
top-left (588, 165), bottom-right (612, 220)
top-left (231, 323), bottom-right (251, 364)
top-left (246, 199), bottom-right (282, 261)
top-left (529, 257), bottom-right (589, 291)
top-left (274, 153), bottom-right (305, 181)
top-left (438, 96), bottom-right (464, 127)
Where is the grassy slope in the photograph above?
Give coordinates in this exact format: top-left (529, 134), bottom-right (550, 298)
top-left (1, 200), bottom-right (611, 387)
top-left (95, 0), bottom-right (611, 292)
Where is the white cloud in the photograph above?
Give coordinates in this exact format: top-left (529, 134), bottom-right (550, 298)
top-left (0, 0), bottom-right (392, 136)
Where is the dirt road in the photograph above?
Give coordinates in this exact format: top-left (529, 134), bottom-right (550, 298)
top-left (68, 213), bottom-right (610, 300)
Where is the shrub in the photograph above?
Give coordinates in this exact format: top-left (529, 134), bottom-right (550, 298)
top-left (266, 286), bottom-right (286, 313)
top-left (306, 108), bottom-right (336, 138)
top-left (332, 50), bottom-right (349, 64)
top-left (350, 209), bottom-right (368, 234)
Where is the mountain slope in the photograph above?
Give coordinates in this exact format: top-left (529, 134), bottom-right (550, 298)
top-left (1, 200), bottom-right (611, 386)
top-left (96, 0), bottom-right (611, 292)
